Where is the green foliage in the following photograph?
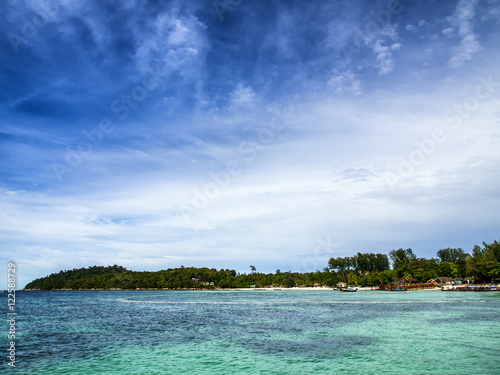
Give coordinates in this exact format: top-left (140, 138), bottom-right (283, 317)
top-left (437, 248), bottom-right (469, 278)
top-left (410, 258), bottom-right (438, 282)
top-left (24, 238), bottom-right (500, 290)
top-left (347, 273), bottom-right (358, 285)
top-left (377, 269), bottom-right (397, 285)
top-left (25, 265), bottom-right (340, 290)
top-left (327, 253), bottom-right (395, 285)
top-left (437, 248), bottom-right (464, 263)
top-left (438, 262), bottom-right (458, 278)
top-left (466, 240), bottom-right (500, 282)
top-left (389, 248), bottom-right (416, 269)
top-left (328, 253), bottom-right (390, 273)
top-left (389, 249), bottom-right (423, 279)
top-left (25, 265), bottom-right (128, 290)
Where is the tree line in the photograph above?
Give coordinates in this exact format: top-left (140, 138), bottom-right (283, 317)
top-left (24, 265), bottom-right (337, 290)
top-left (328, 240), bottom-right (499, 285)
top-left (24, 239), bottom-right (500, 290)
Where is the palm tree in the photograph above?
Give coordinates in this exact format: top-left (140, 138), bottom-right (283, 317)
top-left (250, 265), bottom-right (257, 285)
top-left (403, 272), bottom-right (412, 284)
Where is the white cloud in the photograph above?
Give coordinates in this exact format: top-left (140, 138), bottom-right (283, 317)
top-left (328, 70), bottom-right (362, 95)
top-left (442, 27), bottom-right (454, 36)
top-left (372, 39), bottom-right (394, 75)
top-left (134, 12), bottom-right (208, 77)
top-left (230, 84), bottom-right (256, 106)
top-left (447, 0), bottom-right (481, 68)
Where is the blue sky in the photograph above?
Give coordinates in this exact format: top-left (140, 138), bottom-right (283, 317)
top-left (1, 0), bottom-right (500, 288)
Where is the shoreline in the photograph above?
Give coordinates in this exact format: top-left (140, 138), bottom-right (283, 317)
top-left (18, 286), bottom-right (446, 292)
top-left (18, 284), bottom-right (497, 292)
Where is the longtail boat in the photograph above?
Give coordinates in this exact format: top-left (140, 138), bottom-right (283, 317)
top-left (338, 287), bottom-right (358, 292)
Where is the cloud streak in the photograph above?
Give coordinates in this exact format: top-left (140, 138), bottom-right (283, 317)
top-left (447, 0), bottom-right (481, 68)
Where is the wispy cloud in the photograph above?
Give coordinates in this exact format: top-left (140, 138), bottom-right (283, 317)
top-left (372, 39), bottom-right (400, 75)
top-left (328, 70), bottom-right (362, 95)
top-left (446, 0), bottom-right (481, 68)
top-left (230, 84), bottom-right (256, 107)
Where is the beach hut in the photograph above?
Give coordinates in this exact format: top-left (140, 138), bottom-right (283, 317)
top-left (436, 277), bottom-right (453, 286)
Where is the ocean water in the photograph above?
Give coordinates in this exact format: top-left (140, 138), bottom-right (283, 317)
top-left (3, 289), bottom-right (500, 374)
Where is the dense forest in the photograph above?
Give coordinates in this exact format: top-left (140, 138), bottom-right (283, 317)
top-left (25, 239), bottom-right (500, 290)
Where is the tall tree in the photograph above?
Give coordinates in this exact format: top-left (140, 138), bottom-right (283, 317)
top-left (389, 248), bottom-right (416, 268)
top-left (467, 240), bottom-right (500, 282)
top-left (389, 248), bottom-right (416, 278)
top-left (437, 248), bottom-right (465, 263)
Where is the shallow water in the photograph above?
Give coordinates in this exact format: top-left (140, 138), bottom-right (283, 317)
top-left (4, 290), bottom-right (500, 374)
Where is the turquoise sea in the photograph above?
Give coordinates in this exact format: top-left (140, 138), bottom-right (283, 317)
top-left (4, 290), bottom-right (500, 374)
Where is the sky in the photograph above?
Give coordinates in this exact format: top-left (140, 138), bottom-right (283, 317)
top-left (1, 0), bottom-right (500, 289)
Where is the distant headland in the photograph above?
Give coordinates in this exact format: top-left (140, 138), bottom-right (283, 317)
top-left (24, 239), bottom-right (499, 290)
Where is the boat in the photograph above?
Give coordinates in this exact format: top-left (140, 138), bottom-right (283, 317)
top-left (441, 285), bottom-right (500, 292)
top-left (338, 287), bottom-right (358, 292)
top-left (470, 285), bottom-right (500, 292)
top-left (383, 283), bottom-right (437, 291)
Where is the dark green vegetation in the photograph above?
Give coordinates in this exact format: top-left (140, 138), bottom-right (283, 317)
top-left (328, 240), bottom-right (499, 286)
top-left (25, 240), bottom-right (500, 290)
top-left (24, 265), bottom-right (336, 290)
